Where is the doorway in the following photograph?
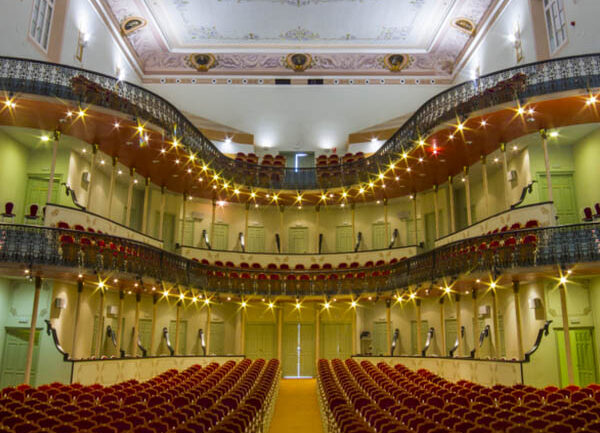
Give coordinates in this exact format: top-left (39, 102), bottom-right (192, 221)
top-left (372, 322), bottom-right (388, 356)
top-left (410, 320), bottom-right (430, 355)
top-left (0, 328), bottom-right (40, 387)
top-left (320, 323), bottom-right (352, 360)
top-left (282, 323), bottom-right (315, 378)
top-left (24, 175), bottom-right (60, 222)
top-left (155, 212), bottom-right (176, 251)
top-left (245, 323), bottom-right (276, 360)
top-left (556, 327), bottom-right (598, 387)
top-left (538, 172), bottom-right (577, 224)
top-left (247, 226), bottom-right (265, 252)
top-left (209, 321), bottom-right (225, 355)
top-left (138, 319), bottom-right (152, 355)
top-left (336, 225), bottom-right (353, 252)
top-left (212, 223), bottom-right (229, 251)
top-left (372, 223), bottom-right (389, 250)
top-left (288, 227), bottom-right (309, 254)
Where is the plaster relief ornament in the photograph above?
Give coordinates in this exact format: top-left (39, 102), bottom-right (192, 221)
top-left (381, 54), bottom-right (412, 72)
top-left (187, 54), bottom-right (217, 72)
top-left (283, 53), bottom-right (315, 72)
top-left (452, 18), bottom-right (476, 36)
top-left (120, 16), bottom-right (147, 35)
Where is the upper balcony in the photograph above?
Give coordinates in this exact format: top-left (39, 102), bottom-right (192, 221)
top-left (1, 54), bottom-right (600, 204)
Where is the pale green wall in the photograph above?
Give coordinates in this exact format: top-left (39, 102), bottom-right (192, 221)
top-left (573, 129), bottom-right (600, 211)
top-left (0, 131), bottom-right (29, 219)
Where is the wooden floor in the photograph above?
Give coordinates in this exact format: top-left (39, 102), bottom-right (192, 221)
top-left (268, 379), bottom-right (324, 433)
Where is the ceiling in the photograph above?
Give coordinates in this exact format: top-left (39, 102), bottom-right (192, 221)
top-left (100, 0), bottom-right (500, 77)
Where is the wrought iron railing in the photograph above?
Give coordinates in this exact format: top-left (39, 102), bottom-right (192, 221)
top-left (0, 223), bottom-right (598, 296)
top-left (1, 54), bottom-right (600, 190)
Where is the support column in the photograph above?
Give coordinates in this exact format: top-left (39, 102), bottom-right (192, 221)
top-left (455, 294), bottom-right (462, 357)
top-left (158, 187), bottom-right (166, 239)
top-left (125, 168), bottom-right (135, 227)
top-left (46, 131), bottom-right (60, 205)
top-left (540, 129), bottom-right (554, 203)
top-left (351, 304), bottom-right (357, 355)
top-left (384, 199), bottom-right (390, 247)
top-left (472, 289), bottom-right (479, 358)
top-left (132, 293), bottom-right (141, 357)
top-left (416, 299), bottom-right (422, 355)
top-left (210, 199), bottom-right (216, 246)
top-left (87, 144), bottom-right (98, 211)
top-left (440, 297), bottom-right (446, 356)
top-left (513, 281), bottom-right (524, 359)
top-left (559, 282), bottom-right (575, 384)
top-left (141, 177), bottom-right (150, 233)
top-left (174, 301), bottom-right (181, 355)
top-left (279, 205), bottom-right (285, 253)
top-left (244, 203), bottom-right (249, 249)
top-left (433, 185), bottom-right (440, 239)
top-left (115, 291), bottom-right (124, 357)
top-left (241, 307), bottom-right (247, 354)
top-left (150, 294), bottom-right (158, 356)
top-left (412, 194), bottom-right (418, 245)
top-left (386, 299), bottom-right (392, 355)
top-left (501, 143), bottom-right (511, 209)
top-left (95, 290), bottom-right (105, 358)
top-left (351, 203), bottom-right (356, 244)
top-left (205, 304), bottom-right (211, 356)
top-left (464, 167), bottom-right (472, 226)
top-left (315, 206), bottom-right (321, 253)
top-left (315, 307), bottom-right (321, 360)
top-left (71, 278), bottom-right (84, 358)
top-left (481, 155), bottom-right (489, 218)
top-left (180, 193), bottom-right (187, 247)
top-left (448, 176), bottom-right (456, 233)
top-left (277, 307), bottom-right (283, 361)
top-left (24, 276), bottom-right (42, 385)
top-left (107, 156), bottom-right (118, 219)
top-left (491, 288), bottom-right (500, 358)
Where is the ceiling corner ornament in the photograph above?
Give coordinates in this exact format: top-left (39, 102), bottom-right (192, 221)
top-left (187, 54), bottom-right (217, 72)
top-left (382, 54), bottom-right (411, 72)
top-left (283, 53), bottom-right (314, 72)
top-left (451, 18), bottom-right (476, 36)
top-left (120, 16), bottom-right (147, 35)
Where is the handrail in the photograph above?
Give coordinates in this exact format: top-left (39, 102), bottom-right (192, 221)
top-left (448, 325), bottom-right (465, 357)
top-left (524, 320), bottom-right (552, 362)
top-left (45, 319), bottom-right (69, 361)
top-left (0, 222), bottom-right (599, 296)
top-left (1, 54), bottom-right (600, 190)
top-left (135, 326), bottom-right (148, 358)
top-left (470, 325), bottom-right (491, 358)
top-left (391, 328), bottom-right (400, 356)
top-left (421, 327), bottom-right (435, 357)
top-left (162, 327), bottom-right (175, 356)
top-left (198, 329), bottom-right (206, 356)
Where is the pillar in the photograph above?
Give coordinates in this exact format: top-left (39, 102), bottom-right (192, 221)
top-left (125, 167), bottom-right (135, 227)
top-left (448, 176), bottom-right (456, 233)
top-left (351, 304), bottom-right (357, 355)
top-left (501, 143), bottom-right (510, 209)
top-left (481, 155), bottom-right (489, 218)
top-left (439, 297), bottom-right (446, 356)
top-left (464, 166), bottom-right (472, 226)
top-left (416, 299), bottom-right (422, 355)
top-left (205, 304), bottom-right (211, 355)
top-left (241, 306), bottom-right (247, 354)
top-left (384, 198), bottom-right (390, 247)
top-left (386, 299), bottom-right (392, 355)
top-left (559, 282), bottom-right (575, 384)
top-left (87, 144), bottom-right (98, 211)
top-left (472, 289), bottom-right (479, 358)
top-left (491, 288), bottom-right (500, 358)
top-left (513, 281), bottom-right (524, 359)
top-left (94, 290), bottom-right (105, 358)
top-left (141, 177), bottom-right (150, 233)
top-left (315, 206), bottom-right (321, 253)
top-left (115, 291), bottom-right (124, 357)
top-left (315, 307), bottom-right (321, 360)
top-left (540, 129), bottom-right (554, 203)
top-left (24, 276), bottom-right (42, 385)
top-left (107, 156), bottom-right (118, 219)
top-left (180, 193), bottom-right (187, 246)
top-left (279, 205), bottom-right (285, 253)
top-left (455, 294), bottom-right (462, 357)
top-left (46, 131), bottom-right (60, 205)
top-left (277, 307), bottom-right (283, 361)
top-left (174, 301), bottom-right (181, 355)
top-left (150, 294), bottom-right (158, 356)
top-left (244, 203), bottom-right (249, 249)
top-left (71, 278), bottom-right (84, 358)
top-left (132, 293), bottom-right (141, 357)
top-left (433, 185), bottom-right (440, 239)
top-left (412, 194), bottom-right (418, 245)
top-left (158, 187), bottom-right (166, 239)
top-left (210, 199), bottom-right (216, 246)
top-left (351, 203), bottom-right (356, 245)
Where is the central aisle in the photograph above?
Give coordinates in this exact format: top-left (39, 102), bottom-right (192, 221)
top-left (269, 379), bottom-right (324, 433)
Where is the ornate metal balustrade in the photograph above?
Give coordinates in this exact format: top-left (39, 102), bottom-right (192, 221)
top-left (0, 223), bottom-right (598, 297)
top-left (1, 54), bottom-right (600, 190)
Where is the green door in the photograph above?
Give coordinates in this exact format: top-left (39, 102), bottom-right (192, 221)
top-left (245, 323), bottom-right (276, 360)
top-left (155, 212), bottom-right (176, 251)
top-left (300, 324), bottom-right (315, 377)
top-left (169, 320), bottom-right (187, 355)
top-left (212, 223), bottom-right (229, 250)
top-left (24, 176), bottom-right (59, 222)
top-left (320, 323), bottom-right (352, 360)
top-left (181, 218), bottom-right (195, 246)
top-left (424, 212), bottom-right (436, 250)
top-left (372, 223), bottom-right (389, 250)
top-left (138, 319), bottom-right (152, 355)
top-left (0, 328), bottom-right (40, 387)
top-left (283, 323), bottom-right (315, 377)
top-left (336, 226), bottom-right (353, 252)
top-left (288, 227), bottom-right (309, 253)
top-left (411, 320), bottom-right (429, 355)
top-left (372, 322), bottom-right (387, 356)
top-left (557, 328), bottom-right (598, 387)
top-left (209, 321), bottom-right (225, 355)
top-left (538, 173), bottom-right (577, 224)
top-left (247, 226), bottom-right (265, 252)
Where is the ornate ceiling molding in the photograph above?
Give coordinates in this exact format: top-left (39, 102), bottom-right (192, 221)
top-left (100, 0), bottom-right (499, 78)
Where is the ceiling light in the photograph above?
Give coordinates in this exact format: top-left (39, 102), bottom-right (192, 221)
top-left (444, 286), bottom-right (451, 294)
top-left (378, 173), bottom-right (384, 180)
top-left (78, 109), bottom-right (85, 117)
top-left (340, 203), bottom-right (345, 208)
top-left (395, 176), bottom-right (400, 181)
top-left (341, 192), bottom-right (347, 198)
top-left (559, 276), bottom-right (568, 285)
top-left (295, 302), bottom-right (301, 309)
top-left (187, 168), bottom-right (192, 173)
top-left (457, 123), bottom-right (464, 131)
top-left (418, 157), bottom-right (423, 163)
top-left (117, 170), bottom-right (122, 175)
top-left (517, 107), bottom-right (525, 115)
top-left (160, 148), bottom-right (166, 154)
top-left (250, 192), bottom-right (256, 198)
top-left (389, 163), bottom-right (395, 170)
top-left (513, 145), bottom-right (518, 151)
top-left (323, 302), bottom-right (330, 310)
top-left (202, 164), bottom-right (208, 171)
top-left (234, 189), bottom-right (240, 195)
top-left (350, 300), bottom-right (357, 308)
top-left (368, 182), bottom-right (374, 188)
top-left (406, 167), bottom-right (411, 172)
top-left (359, 187), bottom-right (365, 194)
top-left (481, 120), bottom-right (487, 126)
top-left (192, 296), bottom-right (197, 303)
top-left (449, 134), bottom-right (454, 140)
top-left (179, 293), bottom-right (185, 300)
top-left (100, 160), bottom-right (105, 165)
top-left (587, 96), bottom-right (597, 105)
top-left (321, 194), bottom-right (327, 200)
top-left (409, 293), bottom-right (415, 299)
top-left (137, 125), bottom-right (144, 133)
top-left (40, 135), bottom-right (50, 142)
top-left (549, 131), bottom-right (559, 138)
top-left (268, 302), bottom-right (274, 309)
top-left (204, 298), bottom-right (210, 305)
top-left (175, 159), bottom-right (180, 164)
top-left (401, 152), bottom-right (408, 159)
top-left (114, 122), bottom-right (120, 128)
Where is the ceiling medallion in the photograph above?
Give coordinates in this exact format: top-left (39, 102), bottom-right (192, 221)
top-left (187, 54), bottom-right (217, 72)
top-left (382, 54), bottom-right (411, 72)
top-left (283, 53), bottom-right (314, 72)
top-left (451, 18), bottom-right (476, 36)
top-left (120, 16), bottom-right (147, 36)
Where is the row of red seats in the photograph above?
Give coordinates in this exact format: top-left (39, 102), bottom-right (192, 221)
top-left (234, 152), bottom-right (286, 166)
top-left (583, 203), bottom-right (600, 222)
top-left (317, 152), bottom-right (365, 166)
top-left (57, 221), bottom-right (105, 234)
top-left (319, 358), bottom-right (600, 433)
top-left (485, 219), bottom-right (539, 235)
top-left (0, 358), bottom-right (279, 433)
top-left (1, 203), bottom-right (41, 222)
top-left (195, 258), bottom-right (402, 270)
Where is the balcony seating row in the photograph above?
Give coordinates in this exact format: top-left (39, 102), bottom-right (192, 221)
top-left (318, 358), bottom-right (600, 433)
top-left (1, 203), bottom-right (41, 223)
top-left (57, 221), bottom-right (104, 234)
top-left (234, 153), bottom-right (286, 167)
top-left (193, 258), bottom-right (402, 270)
top-left (316, 152), bottom-right (366, 166)
top-left (484, 219), bottom-right (539, 235)
top-left (0, 358), bottom-right (280, 433)
top-left (583, 203), bottom-right (600, 222)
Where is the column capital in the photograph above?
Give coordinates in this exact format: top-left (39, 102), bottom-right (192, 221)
top-left (119, 290), bottom-right (125, 300)
top-left (161, 185), bottom-right (166, 195)
top-left (415, 299), bottom-right (421, 307)
top-left (136, 293), bottom-right (141, 302)
top-left (439, 297), bottom-right (444, 304)
top-left (129, 167), bottom-right (136, 177)
top-left (500, 142), bottom-right (506, 152)
top-left (153, 293), bottom-right (159, 304)
top-left (145, 177), bottom-right (150, 186)
top-left (448, 175), bottom-right (453, 184)
top-left (434, 184), bottom-right (439, 192)
top-left (350, 203), bottom-right (356, 210)
top-left (383, 197), bottom-right (388, 206)
top-left (53, 130), bottom-right (61, 141)
top-left (454, 293), bottom-right (461, 302)
top-left (481, 154), bottom-right (487, 164)
top-left (512, 280), bottom-right (520, 293)
top-left (91, 144), bottom-right (99, 154)
top-left (245, 202), bottom-right (250, 211)
top-left (112, 156), bottom-right (119, 166)
top-left (472, 288), bottom-right (478, 300)
top-left (539, 129), bottom-right (548, 139)
top-left (77, 279), bottom-right (84, 293)
top-left (315, 204), bottom-right (321, 212)
top-left (463, 166), bottom-right (469, 175)
top-left (385, 299), bottom-right (391, 308)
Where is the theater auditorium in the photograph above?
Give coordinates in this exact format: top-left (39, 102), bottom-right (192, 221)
top-left (1, 0), bottom-right (600, 432)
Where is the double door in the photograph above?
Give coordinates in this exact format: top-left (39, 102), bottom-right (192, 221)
top-left (282, 323), bottom-right (314, 377)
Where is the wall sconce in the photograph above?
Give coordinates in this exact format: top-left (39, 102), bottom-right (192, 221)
top-left (54, 297), bottom-right (66, 310)
top-left (76, 29), bottom-right (90, 62)
top-left (508, 24), bottom-right (523, 63)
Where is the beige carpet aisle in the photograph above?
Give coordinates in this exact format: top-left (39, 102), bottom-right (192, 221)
top-left (268, 379), bottom-right (324, 433)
